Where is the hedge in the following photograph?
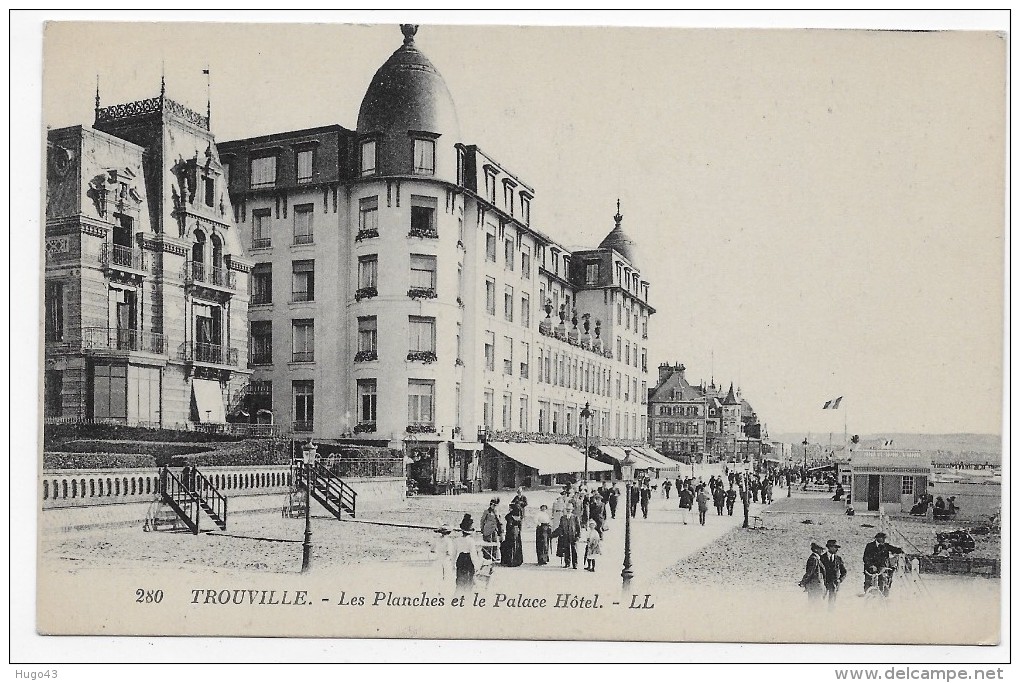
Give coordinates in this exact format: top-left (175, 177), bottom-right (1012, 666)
top-left (44, 439), bottom-right (290, 470)
top-left (44, 423), bottom-right (244, 451)
top-left (56, 441), bottom-right (215, 457)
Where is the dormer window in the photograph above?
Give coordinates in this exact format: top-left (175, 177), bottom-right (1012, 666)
top-left (520, 195), bottom-right (531, 225)
top-left (502, 179), bottom-right (517, 216)
top-left (483, 167), bottom-right (497, 203)
top-left (297, 149), bottom-right (313, 183)
top-left (360, 140), bottom-right (377, 177)
top-left (250, 156), bottom-right (276, 189)
top-left (203, 176), bottom-right (215, 207)
top-left (412, 138), bottom-right (435, 175)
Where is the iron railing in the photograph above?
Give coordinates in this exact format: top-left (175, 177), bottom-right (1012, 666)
top-left (293, 421), bottom-right (314, 433)
top-left (252, 237), bottom-right (272, 249)
top-left (80, 327), bottom-right (166, 354)
top-left (100, 243), bottom-right (147, 271)
top-left (178, 341), bottom-right (239, 366)
top-left (184, 261), bottom-right (237, 289)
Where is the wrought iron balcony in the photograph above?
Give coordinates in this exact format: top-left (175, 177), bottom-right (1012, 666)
top-left (178, 341), bottom-right (239, 366)
top-left (293, 420), bottom-right (314, 433)
top-left (184, 261), bottom-right (237, 290)
top-left (80, 327), bottom-right (165, 354)
top-left (100, 243), bottom-right (147, 272)
top-left (251, 237), bottom-right (272, 250)
top-left (293, 233), bottom-right (314, 245)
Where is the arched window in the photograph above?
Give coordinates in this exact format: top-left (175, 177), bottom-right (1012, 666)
top-left (211, 233), bottom-right (224, 271)
top-left (192, 230), bottom-right (206, 280)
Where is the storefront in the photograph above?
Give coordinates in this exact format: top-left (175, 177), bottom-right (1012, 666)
top-left (849, 449), bottom-right (932, 513)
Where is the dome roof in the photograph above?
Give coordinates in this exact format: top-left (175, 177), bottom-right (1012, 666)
top-left (357, 25), bottom-right (460, 141)
top-left (599, 201), bottom-right (639, 268)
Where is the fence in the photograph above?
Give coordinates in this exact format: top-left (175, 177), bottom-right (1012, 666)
top-left (41, 465), bottom-right (293, 509)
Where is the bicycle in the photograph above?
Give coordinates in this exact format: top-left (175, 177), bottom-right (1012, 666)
top-left (863, 565), bottom-right (896, 600)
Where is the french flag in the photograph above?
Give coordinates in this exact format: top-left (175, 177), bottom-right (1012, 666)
top-left (822, 397), bottom-right (843, 410)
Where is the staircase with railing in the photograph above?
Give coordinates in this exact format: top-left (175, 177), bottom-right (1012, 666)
top-left (158, 467), bottom-right (201, 534)
top-left (293, 461), bottom-right (357, 519)
top-left (156, 466), bottom-right (228, 533)
top-left (192, 469), bottom-right (228, 530)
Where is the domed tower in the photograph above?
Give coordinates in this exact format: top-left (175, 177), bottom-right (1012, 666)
top-left (349, 25), bottom-right (465, 452)
top-left (599, 199), bottom-right (639, 268)
top-left (356, 24), bottom-right (461, 183)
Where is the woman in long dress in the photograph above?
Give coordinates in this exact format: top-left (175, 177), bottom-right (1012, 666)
top-left (534, 504), bottom-right (552, 565)
top-left (501, 503), bottom-right (524, 567)
top-left (453, 514), bottom-right (481, 594)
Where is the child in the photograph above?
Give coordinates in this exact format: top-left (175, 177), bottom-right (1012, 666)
top-left (583, 520), bottom-right (602, 572)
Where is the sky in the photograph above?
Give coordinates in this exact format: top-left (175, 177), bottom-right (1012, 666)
top-left (37, 15), bottom-right (1006, 437)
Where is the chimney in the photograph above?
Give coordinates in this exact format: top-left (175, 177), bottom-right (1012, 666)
top-left (658, 362), bottom-right (672, 384)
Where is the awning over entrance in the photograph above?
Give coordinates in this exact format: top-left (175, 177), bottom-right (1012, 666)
top-left (192, 379), bottom-right (226, 423)
top-left (452, 441), bottom-right (483, 451)
top-left (635, 447), bottom-right (680, 471)
top-left (489, 442), bottom-right (612, 476)
top-left (598, 446), bottom-right (660, 470)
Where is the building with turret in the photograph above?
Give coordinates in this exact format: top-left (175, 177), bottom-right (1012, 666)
top-left (216, 25), bottom-right (655, 490)
top-left (648, 363), bottom-right (766, 462)
top-left (44, 84), bottom-right (252, 427)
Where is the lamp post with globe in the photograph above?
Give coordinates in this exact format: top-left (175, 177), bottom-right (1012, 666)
top-left (620, 448), bottom-right (636, 593)
top-left (301, 440), bottom-right (318, 573)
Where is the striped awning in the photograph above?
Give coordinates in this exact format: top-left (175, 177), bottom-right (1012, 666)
top-left (488, 442), bottom-right (612, 476)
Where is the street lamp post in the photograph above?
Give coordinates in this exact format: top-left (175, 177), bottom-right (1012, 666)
top-left (581, 401), bottom-right (592, 485)
top-left (802, 437), bottom-right (809, 491)
top-left (301, 440), bottom-right (317, 573)
top-left (620, 448), bottom-right (636, 593)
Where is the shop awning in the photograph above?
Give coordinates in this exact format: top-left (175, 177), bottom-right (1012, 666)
top-left (192, 379), bottom-right (226, 423)
top-left (598, 446), bottom-right (660, 470)
top-left (635, 447), bottom-right (680, 471)
top-left (452, 441), bottom-right (483, 451)
top-left (489, 442), bottom-right (612, 476)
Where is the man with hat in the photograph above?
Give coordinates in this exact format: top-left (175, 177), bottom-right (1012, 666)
top-left (862, 532), bottom-right (904, 595)
top-left (820, 539), bottom-right (847, 605)
top-left (798, 541), bottom-right (826, 600)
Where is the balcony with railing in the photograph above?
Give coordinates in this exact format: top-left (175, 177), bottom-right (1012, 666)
top-left (184, 261), bottom-right (237, 290)
top-left (80, 327), bottom-right (166, 354)
top-left (293, 420), bottom-right (314, 433)
top-left (251, 237), bottom-right (272, 250)
top-left (100, 243), bottom-right (147, 274)
top-left (293, 233), bottom-right (314, 245)
top-left (178, 341), bottom-right (239, 367)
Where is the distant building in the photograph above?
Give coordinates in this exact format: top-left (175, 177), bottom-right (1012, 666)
top-left (44, 86), bottom-right (252, 427)
top-left (845, 448), bottom-right (931, 513)
top-left (647, 364), bottom-right (765, 461)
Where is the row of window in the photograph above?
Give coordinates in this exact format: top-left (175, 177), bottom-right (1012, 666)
top-left (247, 150), bottom-right (316, 190)
top-left (246, 139), bottom-right (430, 192)
top-left (616, 299), bottom-right (649, 337)
top-left (479, 164), bottom-right (532, 225)
top-left (657, 405), bottom-right (701, 417)
top-left (656, 421), bottom-right (703, 436)
top-left (484, 231), bottom-right (533, 278)
top-left (531, 345), bottom-right (647, 405)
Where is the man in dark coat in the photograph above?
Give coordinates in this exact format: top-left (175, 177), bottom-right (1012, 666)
top-left (639, 481), bottom-right (652, 518)
top-left (799, 542), bottom-right (826, 601)
top-left (862, 532), bottom-right (904, 595)
top-left (629, 482), bottom-right (640, 517)
top-left (820, 539), bottom-right (848, 605)
top-left (712, 485), bottom-right (726, 515)
top-left (608, 483), bottom-right (621, 519)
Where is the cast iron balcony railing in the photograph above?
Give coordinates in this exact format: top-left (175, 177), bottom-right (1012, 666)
top-left (100, 243), bottom-right (147, 272)
top-left (292, 351), bottom-right (315, 363)
top-left (293, 420), bottom-right (314, 433)
top-left (353, 421), bottom-right (377, 434)
top-left (406, 423), bottom-right (436, 434)
top-left (355, 228), bottom-right (379, 242)
top-left (80, 327), bottom-right (166, 354)
top-left (294, 233), bottom-right (314, 245)
top-left (354, 286), bottom-right (378, 301)
top-left (184, 261), bottom-right (237, 290)
top-left (178, 341), bottom-right (239, 366)
top-left (354, 350), bottom-right (378, 362)
top-left (407, 287), bottom-right (437, 300)
top-left (252, 237), bottom-right (272, 249)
